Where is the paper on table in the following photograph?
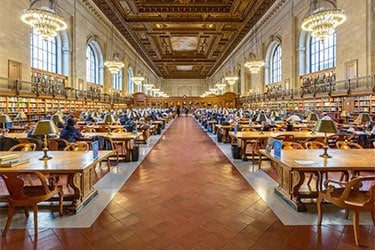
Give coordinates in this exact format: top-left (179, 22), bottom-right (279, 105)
top-left (294, 160), bottom-right (315, 165)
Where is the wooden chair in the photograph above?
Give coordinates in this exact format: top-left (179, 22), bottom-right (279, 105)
top-left (8, 143), bottom-right (36, 152)
top-left (63, 141), bottom-right (89, 151)
top-left (48, 138), bottom-right (70, 151)
top-left (18, 137), bottom-right (43, 151)
top-left (336, 141), bottom-right (363, 180)
top-left (305, 141), bottom-right (325, 149)
top-left (80, 128), bottom-right (96, 133)
top-left (317, 176), bottom-right (375, 246)
top-left (0, 171), bottom-right (64, 236)
top-left (336, 141), bottom-right (363, 149)
top-left (281, 141), bottom-right (304, 150)
top-left (111, 128), bottom-right (127, 133)
top-left (243, 139), bottom-right (262, 166)
top-left (275, 134), bottom-right (295, 142)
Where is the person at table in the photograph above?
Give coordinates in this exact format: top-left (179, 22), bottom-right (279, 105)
top-left (60, 118), bottom-right (82, 143)
top-left (286, 112), bottom-right (302, 122)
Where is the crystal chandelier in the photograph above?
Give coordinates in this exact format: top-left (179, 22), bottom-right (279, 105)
top-left (216, 83), bottom-right (226, 90)
top-left (21, 0), bottom-right (67, 40)
top-left (132, 76), bottom-right (145, 85)
top-left (104, 61), bottom-right (124, 74)
top-left (244, 59), bottom-right (265, 74)
top-left (224, 76), bottom-right (239, 86)
top-left (301, 0), bottom-right (346, 40)
top-left (143, 83), bottom-right (154, 90)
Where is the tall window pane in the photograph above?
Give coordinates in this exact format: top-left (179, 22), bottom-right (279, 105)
top-left (270, 44), bottom-right (282, 83)
top-left (112, 71), bottom-right (123, 90)
top-left (30, 33), bottom-right (57, 72)
top-left (86, 44), bottom-right (98, 83)
top-left (310, 33), bottom-right (336, 72)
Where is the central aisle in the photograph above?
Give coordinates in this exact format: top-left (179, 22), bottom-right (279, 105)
top-left (104, 116), bottom-right (276, 248)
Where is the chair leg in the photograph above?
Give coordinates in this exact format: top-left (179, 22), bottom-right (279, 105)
top-left (371, 208), bottom-right (375, 226)
top-left (33, 205), bottom-right (38, 236)
top-left (353, 211), bottom-right (360, 246)
top-left (2, 204), bottom-right (15, 236)
top-left (344, 209), bottom-right (349, 219)
top-left (317, 195), bottom-right (323, 226)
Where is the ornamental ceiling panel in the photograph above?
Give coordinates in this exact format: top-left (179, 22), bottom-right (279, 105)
top-left (91, 0), bottom-right (276, 79)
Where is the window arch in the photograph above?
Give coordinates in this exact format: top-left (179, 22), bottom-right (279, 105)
top-left (30, 31), bottom-right (69, 75)
top-left (85, 38), bottom-right (104, 85)
top-left (112, 70), bottom-right (123, 91)
top-left (265, 40), bottom-right (282, 84)
top-left (298, 31), bottom-right (336, 75)
top-left (127, 67), bottom-right (134, 93)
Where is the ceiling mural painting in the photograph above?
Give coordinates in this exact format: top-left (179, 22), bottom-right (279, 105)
top-left (91, 0), bottom-right (277, 79)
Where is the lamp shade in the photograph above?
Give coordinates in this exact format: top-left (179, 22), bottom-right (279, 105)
top-left (0, 114), bottom-right (12, 124)
top-left (357, 113), bottom-right (371, 123)
top-left (103, 114), bottom-right (115, 124)
top-left (51, 114), bottom-right (65, 126)
top-left (15, 112), bottom-right (27, 120)
top-left (314, 119), bottom-right (337, 134)
top-left (307, 113), bottom-right (319, 122)
top-left (341, 111), bottom-right (350, 117)
top-left (31, 120), bottom-right (58, 136)
top-left (256, 113), bottom-right (267, 123)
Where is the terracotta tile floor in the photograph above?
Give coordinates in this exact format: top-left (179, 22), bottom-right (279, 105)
top-left (1, 117), bottom-right (374, 249)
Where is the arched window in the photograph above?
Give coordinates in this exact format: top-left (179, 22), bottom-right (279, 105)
top-left (112, 70), bottom-right (123, 91)
top-left (85, 39), bottom-right (104, 85)
top-left (270, 44), bottom-right (282, 83)
top-left (30, 32), bottom-right (69, 75)
top-left (30, 33), bottom-right (57, 72)
top-left (310, 34), bottom-right (336, 72)
top-left (264, 40), bottom-right (282, 84)
top-left (127, 67), bottom-right (134, 93)
top-left (299, 31), bottom-right (336, 75)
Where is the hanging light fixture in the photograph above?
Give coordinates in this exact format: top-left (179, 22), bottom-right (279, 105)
top-left (132, 76), bottom-right (145, 85)
top-left (245, 56), bottom-right (265, 74)
top-left (224, 76), bottom-right (239, 86)
top-left (143, 83), bottom-right (154, 90)
top-left (21, 0), bottom-right (67, 40)
top-left (301, 0), bottom-right (346, 41)
top-left (104, 25), bottom-right (124, 74)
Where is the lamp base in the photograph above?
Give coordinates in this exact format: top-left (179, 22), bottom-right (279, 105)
top-left (319, 153), bottom-right (332, 158)
top-left (39, 148), bottom-right (52, 161)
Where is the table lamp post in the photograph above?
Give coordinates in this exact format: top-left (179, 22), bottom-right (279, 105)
top-left (307, 112), bottom-right (319, 133)
top-left (0, 114), bottom-right (12, 134)
top-left (314, 119), bottom-right (337, 158)
top-left (31, 120), bottom-right (58, 160)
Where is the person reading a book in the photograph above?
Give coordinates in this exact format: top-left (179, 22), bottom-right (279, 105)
top-left (60, 118), bottom-right (82, 143)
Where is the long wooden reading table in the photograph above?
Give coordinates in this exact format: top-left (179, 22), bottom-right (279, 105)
top-left (0, 150), bottom-right (112, 214)
top-left (259, 148), bottom-right (375, 212)
top-left (229, 131), bottom-right (328, 160)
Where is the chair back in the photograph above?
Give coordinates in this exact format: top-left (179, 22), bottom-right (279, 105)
top-left (80, 128), bottom-right (96, 133)
top-left (305, 141), bottom-right (325, 149)
top-left (8, 143), bottom-right (36, 152)
top-left (0, 171), bottom-right (51, 202)
top-left (282, 141), bottom-right (304, 150)
top-left (112, 128), bottom-right (127, 133)
top-left (63, 141), bottom-right (89, 151)
top-left (336, 141), bottom-right (363, 149)
top-left (275, 134), bottom-right (295, 142)
top-left (48, 138), bottom-right (70, 151)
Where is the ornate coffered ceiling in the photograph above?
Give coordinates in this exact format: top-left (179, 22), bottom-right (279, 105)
top-left (91, 0), bottom-right (276, 79)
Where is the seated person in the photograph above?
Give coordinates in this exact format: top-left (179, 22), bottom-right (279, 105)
top-left (60, 118), bottom-right (82, 143)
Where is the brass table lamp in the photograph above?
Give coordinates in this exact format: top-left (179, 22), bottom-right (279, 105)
top-left (0, 114), bottom-right (12, 133)
top-left (256, 113), bottom-right (267, 134)
top-left (314, 119), bottom-right (337, 158)
top-left (31, 120), bottom-right (58, 160)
